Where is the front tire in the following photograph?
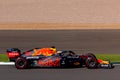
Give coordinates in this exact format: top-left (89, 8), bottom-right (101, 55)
top-left (15, 57), bottom-right (28, 69)
top-left (86, 57), bottom-right (98, 69)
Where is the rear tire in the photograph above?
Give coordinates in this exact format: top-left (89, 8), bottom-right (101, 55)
top-left (15, 57), bottom-right (28, 69)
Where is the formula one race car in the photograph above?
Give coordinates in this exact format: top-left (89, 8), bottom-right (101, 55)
top-left (7, 48), bottom-right (114, 69)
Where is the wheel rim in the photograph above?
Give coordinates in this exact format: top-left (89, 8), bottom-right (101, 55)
top-left (18, 60), bottom-right (25, 67)
top-left (88, 60), bottom-right (96, 67)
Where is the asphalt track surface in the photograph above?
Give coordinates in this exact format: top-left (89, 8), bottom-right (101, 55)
top-left (1, 30), bottom-right (120, 54)
top-left (1, 30), bottom-right (120, 80)
top-left (0, 65), bottom-right (119, 80)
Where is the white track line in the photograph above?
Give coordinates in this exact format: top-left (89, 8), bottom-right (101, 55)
top-left (113, 64), bottom-right (120, 66)
top-left (0, 62), bottom-right (14, 65)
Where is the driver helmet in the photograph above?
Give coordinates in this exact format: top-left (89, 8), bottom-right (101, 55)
top-left (50, 46), bottom-right (57, 53)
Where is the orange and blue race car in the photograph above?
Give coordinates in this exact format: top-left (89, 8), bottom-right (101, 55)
top-left (7, 47), bottom-right (114, 69)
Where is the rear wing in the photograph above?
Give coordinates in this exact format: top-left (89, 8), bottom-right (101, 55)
top-left (7, 48), bottom-right (21, 62)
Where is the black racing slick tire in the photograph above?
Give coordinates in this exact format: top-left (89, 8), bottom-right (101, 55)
top-left (86, 57), bottom-right (98, 69)
top-left (86, 53), bottom-right (98, 69)
top-left (15, 57), bottom-right (28, 69)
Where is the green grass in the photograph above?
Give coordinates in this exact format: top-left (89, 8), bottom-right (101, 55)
top-left (0, 54), bottom-right (9, 62)
top-left (0, 54), bottom-right (120, 62)
top-left (95, 54), bottom-right (120, 62)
